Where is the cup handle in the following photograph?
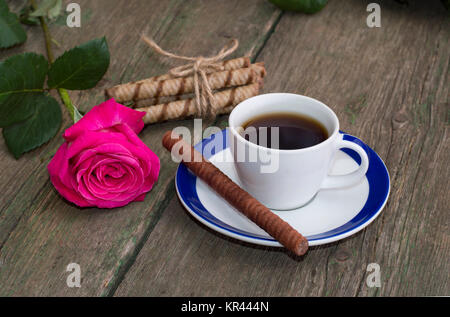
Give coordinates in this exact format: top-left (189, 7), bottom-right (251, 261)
top-left (320, 135), bottom-right (369, 189)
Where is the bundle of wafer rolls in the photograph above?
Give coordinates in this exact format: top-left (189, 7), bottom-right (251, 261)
top-left (105, 56), bottom-right (266, 124)
top-left (162, 131), bottom-right (309, 256)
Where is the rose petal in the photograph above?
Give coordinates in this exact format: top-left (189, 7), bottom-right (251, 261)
top-left (48, 143), bottom-right (92, 207)
top-left (63, 99), bottom-right (145, 142)
top-left (112, 123), bottom-right (160, 180)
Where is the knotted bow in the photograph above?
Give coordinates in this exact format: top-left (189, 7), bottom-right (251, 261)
top-left (142, 35), bottom-right (239, 118)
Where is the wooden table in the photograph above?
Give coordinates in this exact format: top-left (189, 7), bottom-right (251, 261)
top-left (0, 0), bottom-right (448, 297)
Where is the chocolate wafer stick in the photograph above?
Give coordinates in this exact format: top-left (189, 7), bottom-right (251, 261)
top-left (137, 82), bottom-right (261, 124)
top-left (133, 94), bottom-right (193, 108)
top-left (162, 131), bottom-right (309, 256)
top-left (134, 56), bottom-right (251, 84)
top-left (106, 63), bottom-right (264, 103)
top-left (105, 57), bottom-right (251, 101)
top-left (132, 64), bottom-right (264, 108)
top-left (136, 56), bottom-right (251, 84)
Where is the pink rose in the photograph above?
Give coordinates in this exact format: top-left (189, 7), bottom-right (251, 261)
top-left (48, 99), bottom-right (160, 208)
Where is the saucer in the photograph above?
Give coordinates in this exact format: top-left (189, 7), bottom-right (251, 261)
top-left (175, 129), bottom-right (390, 247)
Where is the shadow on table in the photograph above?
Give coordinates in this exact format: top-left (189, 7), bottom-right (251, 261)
top-left (181, 203), bottom-right (364, 263)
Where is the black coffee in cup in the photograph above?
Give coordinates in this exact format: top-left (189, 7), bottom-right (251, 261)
top-left (241, 112), bottom-right (328, 150)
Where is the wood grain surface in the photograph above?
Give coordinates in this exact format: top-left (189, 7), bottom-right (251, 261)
top-left (0, 0), bottom-right (448, 296)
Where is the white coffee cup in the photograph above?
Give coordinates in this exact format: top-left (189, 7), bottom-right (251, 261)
top-left (228, 93), bottom-right (369, 210)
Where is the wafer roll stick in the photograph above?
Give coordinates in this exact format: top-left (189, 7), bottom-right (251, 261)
top-left (106, 62), bottom-right (264, 103)
top-left (134, 56), bottom-right (251, 84)
top-left (138, 82), bottom-right (260, 124)
top-left (133, 94), bottom-right (193, 108)
top-left (105, 57), bottom-right (251, 101)
top-left (134, 64), bottom-right (265, 107)
top-left (132, 62), bottom-right (266, 108)
top-left (162, 131), bottom-right (309, 256)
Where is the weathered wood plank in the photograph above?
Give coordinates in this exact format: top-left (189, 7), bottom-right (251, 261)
top-left (114, 0), bottom-right (449, 296)
top-left (0, 0), bottom-right (281, 296)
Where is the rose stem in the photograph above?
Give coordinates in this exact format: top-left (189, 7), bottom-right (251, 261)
top-left (30, 0), bottom-right (82, 123)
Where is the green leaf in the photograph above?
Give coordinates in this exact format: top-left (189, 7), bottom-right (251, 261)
top-left (268, 0), bottom-right (328, 14)
top-left (0, 0), bottom-right (27, 48)
top-left (30, 0), bottom-right (62, 20)
top-left (47, 37), bottom-right (110, 90)
top-left (0, 93), bottom-right (42, 127)
top-left (0, 53), bottom-right (48, 127)
top-left (3, 94), bottom-right (62, 159)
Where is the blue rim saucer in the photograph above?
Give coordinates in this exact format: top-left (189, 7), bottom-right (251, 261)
top-left (175, 129), bottom-right (390, 247)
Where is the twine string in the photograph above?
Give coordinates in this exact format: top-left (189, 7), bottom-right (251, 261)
top-left (141, 35), bottom-right (239, 117)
